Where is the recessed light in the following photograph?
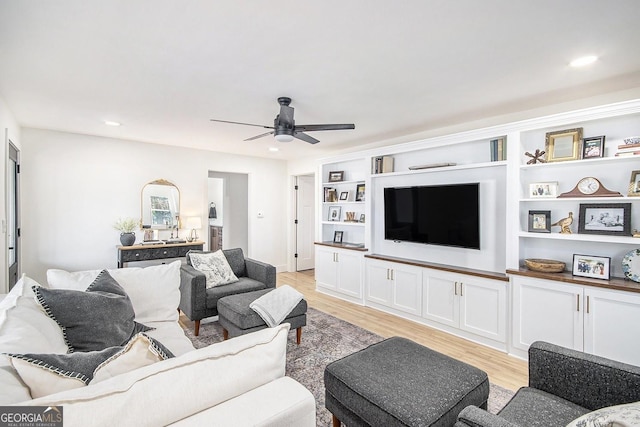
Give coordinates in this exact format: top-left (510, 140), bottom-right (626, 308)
top-left (570, 55), bottom-right (598, 68)
top-left (104, 120), bottom-right (121, 126)
top-left (268, 147), bottom-right (279, 152)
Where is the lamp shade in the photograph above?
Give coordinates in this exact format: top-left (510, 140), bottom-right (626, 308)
top-left (185, 217), bottom-right (202, 230)
top-left (275, 133), bottom-right (294, 143)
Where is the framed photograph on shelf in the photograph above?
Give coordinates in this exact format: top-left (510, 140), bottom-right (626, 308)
top-left (572, 254), bottom-right (611, 280)
top-left (328, 206), bottom-right (342, 222)
top-left (528, 210), bottom-right (551, 233)
top-left (629, 170), bottom-right (640, 196)
top-left (339, 191), bottom-right (349, 201)
top-left (333, 231), bottom-right (343, 244)
top-left (355, 183), bottom-right (366, 202)
top-left (545, 128), bottom-right (583, 162)
top-left (328, 171), bottom-right (344, 182)
top-left (529, 182), bottom-right (558, 198)
top-left (578, 203), bottom-right (631, 236)
top-left (359, 214), bottom-right (365, 223)
top-left (581, 135), bottom-right (605, 159)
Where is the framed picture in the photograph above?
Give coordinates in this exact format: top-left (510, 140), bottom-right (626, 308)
top-left (328, 171), bottom-right (344, 182)
top-left (545, 128), bottom-right (583, 162)
top-left (359, 214), bottom-right (365, 223)
top-left (339, 191), bottom-right (349, 201)
top-left (578, 203), bottom-right (631, 236)
top-left (355, 183), bottom-right (366, 202)
top-left (581, 135), bottom-right (605, 159)
top-left (529, 182), bottom-right (558, 198)
top-left (528, 210), bottom-right (551, 233)
top-left (333, 231), bottom-right (343, 243)
top-left (572, 254), bottom-right (611, 280)
top-left (328, 206), bottom-right (342, 222)
top-left (629, 170), bottom-right (640, 196)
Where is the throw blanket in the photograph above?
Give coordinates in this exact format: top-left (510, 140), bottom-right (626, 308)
top-left (250, 285), bottom-right (304, 328)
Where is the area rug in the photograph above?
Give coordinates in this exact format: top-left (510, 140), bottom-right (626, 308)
top-left (181, 307), bottom-right (515, 425)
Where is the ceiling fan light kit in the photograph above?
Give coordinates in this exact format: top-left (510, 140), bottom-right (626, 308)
top-left (210, 97), bottom-right (354, 144)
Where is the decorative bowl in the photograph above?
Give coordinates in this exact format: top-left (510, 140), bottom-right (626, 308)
top-left (524, 258), bottom-right (566, 273)
top-left (623, 136), bottom-right (640, 145)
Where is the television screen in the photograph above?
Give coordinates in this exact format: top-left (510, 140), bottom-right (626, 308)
top-left (384, 183), bottom-right (480, 249)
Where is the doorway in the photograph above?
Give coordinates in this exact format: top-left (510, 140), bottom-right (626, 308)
top-left (294, 174), bottom-right (315, 271)
top-left (7, 142), bottom-right (19, 290)
top-left (208, 171), bottom-right (249, 254)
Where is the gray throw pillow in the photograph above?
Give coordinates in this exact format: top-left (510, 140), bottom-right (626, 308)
top-left (33, 270), bottom-right (152, 352)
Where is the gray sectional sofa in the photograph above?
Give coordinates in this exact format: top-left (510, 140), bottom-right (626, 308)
top-left (455, 341), bottom-right (640, 427)
top-left (178, 248), bottom-right (276, 335)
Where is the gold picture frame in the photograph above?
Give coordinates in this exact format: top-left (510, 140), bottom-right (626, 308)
top-left (629, 170), bottom-right (640, 197)
top-left (545, 128), bottom-right (583, 162)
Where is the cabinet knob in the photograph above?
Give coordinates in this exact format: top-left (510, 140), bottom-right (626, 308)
top-left (163, 250), bottom-right (168, 255)
top-left (135, 253), bottom-right (140, 257)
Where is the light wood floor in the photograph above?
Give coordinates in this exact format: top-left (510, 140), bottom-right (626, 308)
top-left (278, 270), bottom-right (528, 391)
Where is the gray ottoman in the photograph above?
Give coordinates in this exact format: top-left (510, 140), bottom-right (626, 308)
top-left (217, 288), bottom-right (307, 344)
top-left (324, 337), bottom-right (489, 427)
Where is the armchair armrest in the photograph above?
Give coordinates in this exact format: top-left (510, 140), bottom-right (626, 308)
top-left (245, 258), bottom-right (276, 289)
top-left (455, 406), bottom-right (519, 427)
top-left (179, 264), bottom-right (207, 318)
top-left (528, 341), bottom-right (640, 410)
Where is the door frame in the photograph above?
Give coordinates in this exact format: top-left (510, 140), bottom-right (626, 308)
top-left (6, 137), bottom-right (20, 291)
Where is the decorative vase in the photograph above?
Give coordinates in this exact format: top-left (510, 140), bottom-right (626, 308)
top-left (120, 232), bottom-right (136, 246)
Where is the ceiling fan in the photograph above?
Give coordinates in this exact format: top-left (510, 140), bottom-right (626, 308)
top-left (210, 97), bottom-right (355, 144)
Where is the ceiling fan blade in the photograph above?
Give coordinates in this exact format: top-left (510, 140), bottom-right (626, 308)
top-left (279, 105), bottom-right (294, 125)
top-left (244, 131), bottom-right (274, 141)
top-left (294, 132), bottom-right (320, 144)
top-left (210, 118), bottom-right (274, 130)
top-left (294, 124), bottom-right (355, 132)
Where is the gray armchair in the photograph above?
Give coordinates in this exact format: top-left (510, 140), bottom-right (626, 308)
top-left (455, 341), bottom-right (640, 427)
top-left (179, 248), bottom-right (276, 336)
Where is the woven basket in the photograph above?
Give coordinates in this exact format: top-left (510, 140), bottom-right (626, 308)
top-left (524, 258), bottom-right (566, 273)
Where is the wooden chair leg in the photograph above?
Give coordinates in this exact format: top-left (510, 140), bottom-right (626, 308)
top-left (223, 328), bottom-right (229, 340)
top-left (296, 327), bottom-right (302, 345)
top-left (332, 414), bottom-right (341, 427)
top-left (194, 320), bottom-right (200, 337)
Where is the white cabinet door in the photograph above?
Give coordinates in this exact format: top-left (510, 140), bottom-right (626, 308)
top-left (459, 277), bottom-right (507, 342)
top-left (315, 246), bottom-right (337, 290)
top-left (365, 260), bottom-right (392, 306)
top-left (336, 250), bottom-right (362, 298)
top-left (512, 276), bottom-right (583, 352)
top-left (584, 287), bottom-right (640, 366)
top-left (422, 270), bottom-right (458, 327)
top-left (391, 264), bottom-right (422, 316)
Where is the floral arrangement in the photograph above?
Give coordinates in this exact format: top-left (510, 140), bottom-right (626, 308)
top-left (113, 217), bottom-right (139, 233)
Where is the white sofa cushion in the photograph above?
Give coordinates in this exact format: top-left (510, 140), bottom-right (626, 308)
top-left (22, 324), bottom-right (290, 427)
top-left (46, 261), bottom-right (181, 324)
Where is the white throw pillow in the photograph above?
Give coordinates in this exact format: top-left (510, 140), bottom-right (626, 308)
top-left (46, 261), bottom-right (181, 324)
top-left (566, 401), bottom-right (640, 427)
top-left (189, 250), bottom-right (239, 288)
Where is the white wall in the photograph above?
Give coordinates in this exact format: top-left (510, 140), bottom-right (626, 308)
top-left (20, 128), bottom-right (289, 283)
top-left (0, 96), bottom-right (21, 293)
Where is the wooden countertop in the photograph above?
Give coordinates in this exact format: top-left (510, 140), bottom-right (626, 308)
top-left (507, 268), bottom-right (640, 293)
top-left (117, 241), bottom-right (205, 251)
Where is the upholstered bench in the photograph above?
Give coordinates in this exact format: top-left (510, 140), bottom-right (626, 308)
top-left (217, 288), bottom-right (307, 344)
top-left (324, 337), bottom-right (489, 427)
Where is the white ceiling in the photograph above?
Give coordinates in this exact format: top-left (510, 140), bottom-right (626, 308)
top-left (1, 1), bottom-right (639, 160)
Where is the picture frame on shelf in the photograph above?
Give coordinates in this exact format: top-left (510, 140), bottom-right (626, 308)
top-left (529, 182), bottom-right (558, 198)
top-left (528, 210), bottom-right (551, 233)
top-left (545, 128), bottom-right (583, 162)
top-left (324, 188), bottom-right (338, 202)
top-left (328, 206), bottom-right (342, 222)
top-left (359, 214), bottom-right (365, 223)
top-left (578, 203), bottom-right (631, 236)
top-left (629, 170), bottom-right (640, 196)
top-left (572, 254), bottom-right (611, 280)
top-left (355, 183), bottom-right (365, 202)
top-left (581, 135), bottom-right (605, 159)
top-left (328, 171), bottom-right (344, 182)
top-left (339, 191), bottom-right (349, 201)
top-left (333, 230), bottom-right (343, 244)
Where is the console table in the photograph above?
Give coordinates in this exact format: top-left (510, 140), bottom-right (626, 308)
top-left (117, 241), bottom-right (204, 268)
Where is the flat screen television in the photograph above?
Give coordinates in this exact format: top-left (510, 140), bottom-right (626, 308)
top-left (384, 183), bottom-right (480, 249)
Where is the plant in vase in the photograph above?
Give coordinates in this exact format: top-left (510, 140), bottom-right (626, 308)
top-left (114, 217), bottom-right (139, 246)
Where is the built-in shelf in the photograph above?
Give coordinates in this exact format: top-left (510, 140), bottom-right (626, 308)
top-left (520, 156), bottom-right (638, 170)
top-left (321, 221), bottom-right (365, 227)
top-left (518, 231), bottom-right (639, 244)
top-left (315, 241), bottom-right (367, 251)
top-left (508, 268), bottom-right (640, 294)
top-left (519, 196), bottom-right (634, 202)
top-left (322, 179), bottom-right (365, 186)
top-left (370, 160), bottom-right (506, 178)
top-left (322, 201), bottom-right (365, 205)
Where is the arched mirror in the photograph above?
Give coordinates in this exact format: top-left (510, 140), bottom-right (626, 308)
top-left (141, 179), bottom-right (180, 229)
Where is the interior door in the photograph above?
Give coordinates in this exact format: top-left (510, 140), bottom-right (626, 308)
top-left (7, 142), bottom-right (19, 290)
top-left (295, 174), bottom-right (315, 271)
